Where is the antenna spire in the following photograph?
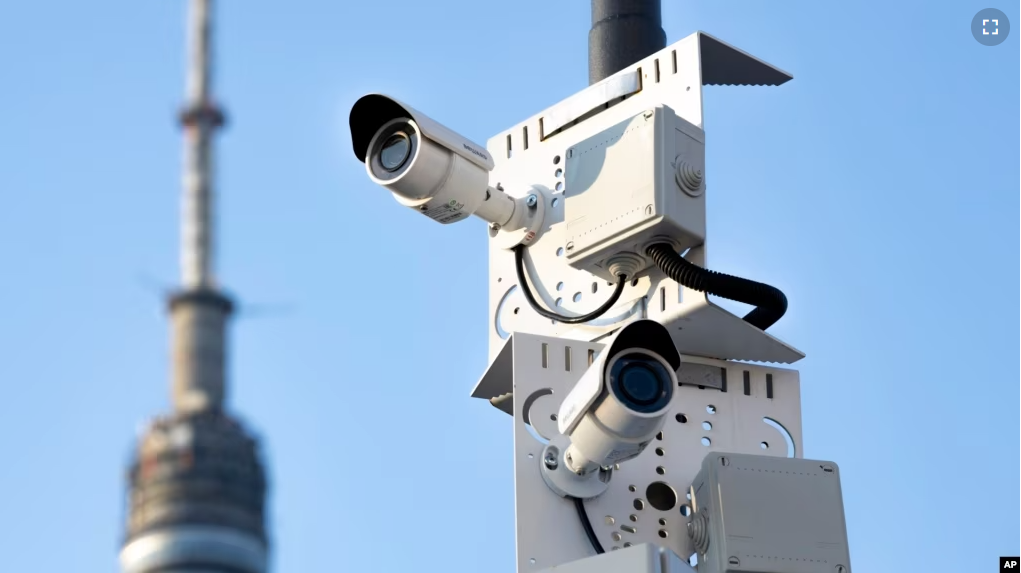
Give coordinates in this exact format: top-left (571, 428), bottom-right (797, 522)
top-left (180, 0), bottom-right (225, 288)
top-left (170, 0), bottom-right (231, 414)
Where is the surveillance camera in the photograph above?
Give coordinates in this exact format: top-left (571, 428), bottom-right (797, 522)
top-left (349, 94), bottom-right (518, 227)
top-left (556, 319), bottom-right (681, 476)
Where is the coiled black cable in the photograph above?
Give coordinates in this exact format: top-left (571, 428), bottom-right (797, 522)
top-left (514, 245), bottom-right (627, 324)
top-left (646, 243), bottom-right (788, 330)
top-left (572, 496), bottom-right (606, 554)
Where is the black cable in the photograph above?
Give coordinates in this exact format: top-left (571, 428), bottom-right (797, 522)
top-left (646, 243), bottom-right (788, 330)
top-left (572, 496), bottom-right (606, 554)
top-left (513, 245), bottom-right (627, 324)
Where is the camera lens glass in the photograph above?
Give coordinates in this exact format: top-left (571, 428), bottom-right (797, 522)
top-left (609, 354), bottom-right (673, 413)
top-left (379, 132), bottom-right (412, 172)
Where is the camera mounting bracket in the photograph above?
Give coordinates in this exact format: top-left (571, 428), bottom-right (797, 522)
top-left (470, 332), bottom-right (804, 572)
top-left (539, 434), bottom-right (612, 499)
top-left (488, 184), bottom-right (549, 250)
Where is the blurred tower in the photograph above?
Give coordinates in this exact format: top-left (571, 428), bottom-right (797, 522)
top-left (120, 1), bottom-right (270, 571)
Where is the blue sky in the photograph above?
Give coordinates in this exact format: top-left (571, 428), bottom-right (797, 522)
top-left (0, 1), bottom-right (1017, 571)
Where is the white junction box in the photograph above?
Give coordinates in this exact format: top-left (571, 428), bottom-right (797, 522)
top-left (564, 106), bottom-right (706, 282)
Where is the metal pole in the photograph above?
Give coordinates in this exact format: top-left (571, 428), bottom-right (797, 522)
top-left (588, 0), bottom-right (666, 85)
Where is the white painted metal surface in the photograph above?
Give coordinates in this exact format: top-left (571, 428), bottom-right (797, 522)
top-left (536, 543), bottom-right (696, 573)
top-left (500, 333), bottom-right (802, 572)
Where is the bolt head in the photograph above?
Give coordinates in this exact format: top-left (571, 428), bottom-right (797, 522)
top-left (543, 448), bottom-right (559, 470)
top-left (526, 194), bottom-right (538, 207)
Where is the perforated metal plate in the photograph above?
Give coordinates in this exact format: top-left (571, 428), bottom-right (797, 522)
top-left (508, 333), bottom-right (802, 572)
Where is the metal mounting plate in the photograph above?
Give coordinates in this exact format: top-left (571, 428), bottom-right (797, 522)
top-left (490, 333), bottom-right (803, 572)
top-left (485, 31), bottom-right (802, 365)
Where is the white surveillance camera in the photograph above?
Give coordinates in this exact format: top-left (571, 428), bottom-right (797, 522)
top-left (557, 319), bottom-right (681, 477)
top-left (349, 94), bottom-right (518, 228)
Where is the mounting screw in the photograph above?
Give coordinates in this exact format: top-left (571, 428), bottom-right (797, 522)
top-left (566, 241), bottom-right (574, 251)
top-left (728, 556), bottom-right (740, 566)
top-left (835, 566), bottom-right (847, 573)
top-left (419, 205), bottom-right (428, 211)
top-left (526, 194), bottom-right (538, 207)
top-left (543, 448), bottom-right (559, 470)
top-left (490, 223), bottom-right (501, 232)
top-left (720, 456), bottom-right (730, 466)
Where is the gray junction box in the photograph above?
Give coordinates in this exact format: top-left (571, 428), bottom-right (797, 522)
top-left (689, 453), bottom-right (852, 573)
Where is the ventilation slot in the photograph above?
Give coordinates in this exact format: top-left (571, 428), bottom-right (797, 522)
top-left (506, 134), bottom-right (513, 158)
top-left (743, 371), bottom-right (751, 396)
top-left (541, 343), bottom-right (548, 368)
top-left (654, 58), bottom-right (661, 83)
top-left (766, 373), bottom-right (774, 399)
top-left (671, 50), bottom-right (677, 74)
top-left (522, 126), bottom-right (529, 150)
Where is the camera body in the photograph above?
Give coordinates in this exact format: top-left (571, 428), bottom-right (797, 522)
top-left (349, 94), bottom-right (519, 227)
top-left (557, 319), bottom-right (681, 475)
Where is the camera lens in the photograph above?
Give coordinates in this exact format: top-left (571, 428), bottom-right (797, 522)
top-left (379, 132), bottom-right (411, 172)
top-left (609, 354), bottom-right (673, 413)
top-left (621, 366), bottom-right (660, 404)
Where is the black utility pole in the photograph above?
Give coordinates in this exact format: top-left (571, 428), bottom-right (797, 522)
top-left (589, 0), bottom-right (667, 84)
